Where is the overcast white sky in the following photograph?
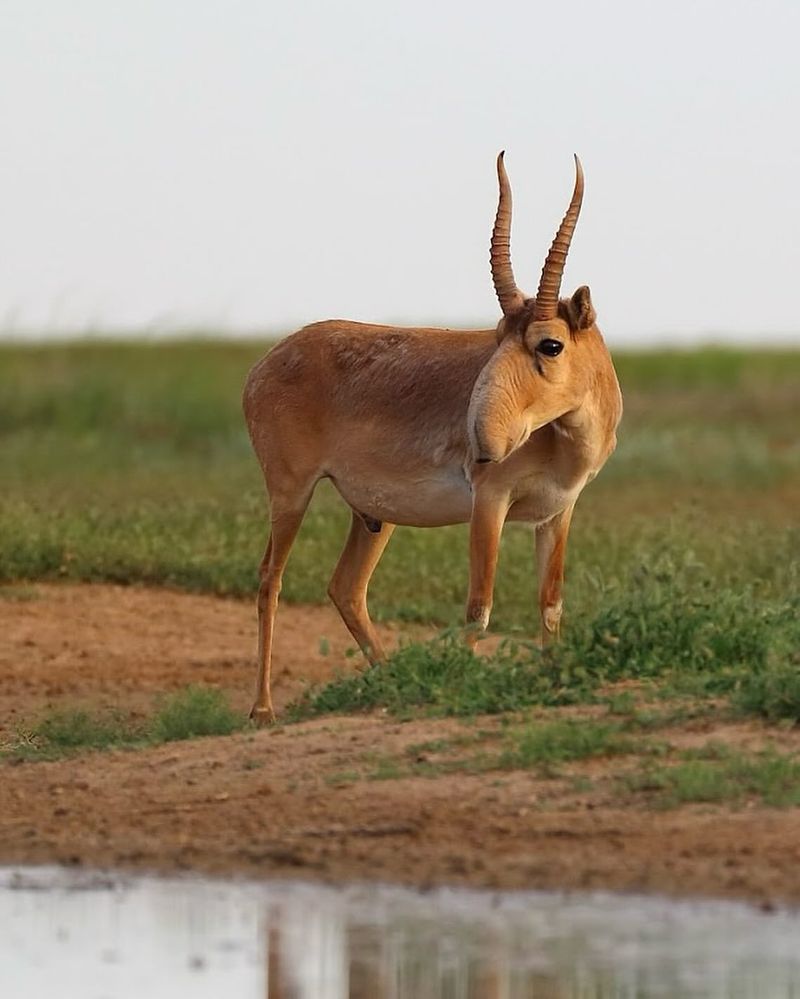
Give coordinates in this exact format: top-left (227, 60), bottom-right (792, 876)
top-left (1, 1), bottom-right (798, 344)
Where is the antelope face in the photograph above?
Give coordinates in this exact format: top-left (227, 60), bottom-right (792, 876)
top-left (468, 289), bottom-right (596, 464)
top-left (471, 152), bottom-right (598, 465)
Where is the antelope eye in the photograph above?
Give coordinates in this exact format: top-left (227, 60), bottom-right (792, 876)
top-left (536, 338), bottom-right (564, 357)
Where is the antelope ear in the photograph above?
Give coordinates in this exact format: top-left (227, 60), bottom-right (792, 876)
top-left (494, 305), bottom-right (526, 344)
top-left (559, 285), bottom-right (596, 332)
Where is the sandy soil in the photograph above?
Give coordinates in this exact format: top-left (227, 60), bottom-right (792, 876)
top-left (2, 582), bottom-right (800, 906)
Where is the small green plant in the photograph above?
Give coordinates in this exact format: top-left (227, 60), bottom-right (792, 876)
top-left (733, 663), bottom-right (800, 723)
top-left (605, 690), bottom-right (637, 715)
top-left (367, 755), bottom-right (405, 781)
top-left (149, 686), bottom-right (246, 742)
top-left (406, 738), bottom-right (454, 757)
top-left (679, 741), bottom-right (732, 762)
top-left (33, 708), bottom-right (141, 750)
top-left (498, 719), bottom-right (632, 772)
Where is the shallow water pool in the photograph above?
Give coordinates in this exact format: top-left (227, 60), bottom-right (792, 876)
top-left (2, 866), bottom-right (799, 997)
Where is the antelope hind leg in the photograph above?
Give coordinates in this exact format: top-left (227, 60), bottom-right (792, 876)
top-left (328, 511), bottom-right (396, 664)
top-left (251, 499), bottom-right (312, 725)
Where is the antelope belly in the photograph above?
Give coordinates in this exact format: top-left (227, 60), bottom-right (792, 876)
top-left (330, 466), bottom-right (472, 528)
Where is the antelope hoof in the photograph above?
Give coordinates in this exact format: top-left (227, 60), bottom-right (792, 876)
top-left (250, 704), bottom-right (276, 727)
top-left (541, 604), bottom-right (562, 642)
top-left (465, 601), bottom-right (490, 649)
top-left (464, 620), bottom-right (487, 651)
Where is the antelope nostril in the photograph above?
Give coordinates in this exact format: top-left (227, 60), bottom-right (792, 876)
top-left (476, 456), bottom-right (493, 464)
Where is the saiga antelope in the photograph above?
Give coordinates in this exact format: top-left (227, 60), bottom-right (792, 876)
top-left (244, 153), bottom-right (623, 722)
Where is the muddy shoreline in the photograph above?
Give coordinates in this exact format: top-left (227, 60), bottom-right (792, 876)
top-left (3, 583), bottom-right (800, 905)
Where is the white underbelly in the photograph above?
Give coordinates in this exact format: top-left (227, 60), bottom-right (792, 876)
top-left (330, 465), bottom-right (473, 527)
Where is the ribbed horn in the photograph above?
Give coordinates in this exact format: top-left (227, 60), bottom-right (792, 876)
top-left (533, 155), bottom-right (584, 322)
top-left (490, 151), bottom-right (525, 316)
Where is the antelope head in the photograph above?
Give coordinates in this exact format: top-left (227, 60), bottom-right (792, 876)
top-left (468, 153), bottom-right (603, 465)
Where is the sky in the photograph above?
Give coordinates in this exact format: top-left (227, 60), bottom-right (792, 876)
top-left (1, 0), bottom-right (798, 345)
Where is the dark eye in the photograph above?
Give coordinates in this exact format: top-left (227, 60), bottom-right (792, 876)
top-left (536, 338), bottom-right (564, 357)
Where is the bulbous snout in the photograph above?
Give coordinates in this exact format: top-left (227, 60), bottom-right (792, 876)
top-left (469, 412), bottom-right (526, 465)
top-left (468, 384), bottom-right (521, 465)
top-left (467, 341), bottom-right (533, 465)
top-left (471, 437), bottom-right (506, 464)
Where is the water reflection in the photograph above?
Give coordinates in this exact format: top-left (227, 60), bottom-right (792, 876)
top-left (2, 867), bottom-right (800, 998)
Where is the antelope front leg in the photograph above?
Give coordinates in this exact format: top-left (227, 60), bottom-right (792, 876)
top-left (465, 493), bottom-right (509, 648)
top-left (535, 503), bottom-right (575, 643)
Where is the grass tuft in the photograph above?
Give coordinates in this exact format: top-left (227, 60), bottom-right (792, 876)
top-left (498, 719), bottom-right (632, 770)
top-left (149, 686), bottom-right (246, 741)
top-left (3, 686), bottom-right (247, 762)
top-left (33, 708), bottom-right (141, 750)
top-left (363, 719), bottom-right (636, 782)
top-left (559, 553), bottom-right (800, 688)
top-left (289, 633), bottom-right (596, 720)
top-left (624, 747), bottom-right (800, 808)
top-left (732, 663), bottom-right (800, 723)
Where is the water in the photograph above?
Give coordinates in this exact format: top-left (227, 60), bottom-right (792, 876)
top-left (2, 867), bottom-right (800, 998)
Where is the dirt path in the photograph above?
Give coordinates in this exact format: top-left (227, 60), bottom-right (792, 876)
top-left (0, 581), bottom-right (406, 734)
top-left (2, 583), bottom-right (800, 905)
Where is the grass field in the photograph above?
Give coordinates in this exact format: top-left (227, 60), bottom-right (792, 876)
top-left (4, 337), bottom-right (800, 901)
top-left (1, 339), bottom-right (798, 722)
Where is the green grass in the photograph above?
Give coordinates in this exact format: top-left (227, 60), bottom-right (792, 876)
top-left (149, 685), bottom-right (246, 741)
top-left (0, 339), bottom-right (798, 720)
top-left (497, 719), bottom-right (633, 770)
top-left (363, 718), bottom-right (637, 782)
top-left (288, 559), bottom-right (800, 719)
top-left (732, 663), bottom-right (800, 722)
top-left (289, 634), bottom-right (598, 719)
top-left (337, 721), bottom-right (798, 797)
top-left (624, 746), bottom-right (800, 808)
top-left (3, 686), bottom-right (248, 761)
top-left (32, 708), bottom-right (142, 751)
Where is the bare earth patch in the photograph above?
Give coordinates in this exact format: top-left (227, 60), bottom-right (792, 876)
top-left (2, 583), bottom-right (800, 905)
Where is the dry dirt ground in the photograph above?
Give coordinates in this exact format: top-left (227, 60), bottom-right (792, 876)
top-left (2, 583), bottom-right (800, 906)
